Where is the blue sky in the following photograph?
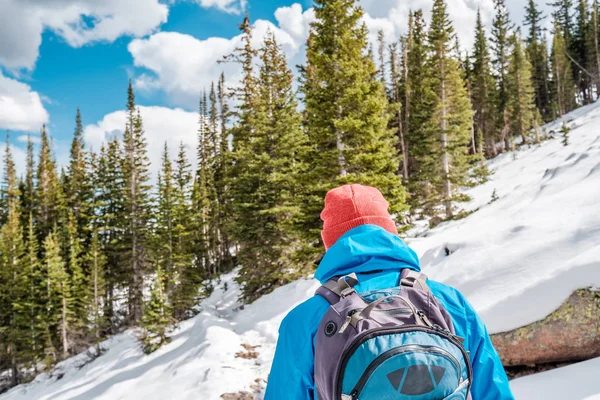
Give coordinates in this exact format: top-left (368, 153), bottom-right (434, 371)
top-left (0, 0), bottom-right (547, 175)
top-left (18, 0), bottom-right (306, 141)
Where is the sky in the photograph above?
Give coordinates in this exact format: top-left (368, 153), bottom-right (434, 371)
top-left (0, 0), bottom-right (553, 178)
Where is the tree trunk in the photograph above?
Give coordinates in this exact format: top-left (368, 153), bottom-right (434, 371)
top-left (440, 55), bottom-right (452, 218)
top-left (62, 287), bottom-right (69, 358)
top-left (594, 5), bottom-right (600, 99)
top-left (336, 105), bottom-right (347, 177)
top-left (401, 42), bottom-right (410, 181)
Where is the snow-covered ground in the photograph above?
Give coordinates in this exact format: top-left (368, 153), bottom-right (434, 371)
top-left (3, 103), bottom-right (600, 399)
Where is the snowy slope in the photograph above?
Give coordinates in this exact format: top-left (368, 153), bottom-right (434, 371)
top-left (409, 101), bottom-right (600, 333)
top-left (3, 103), bottom-right (600, 399)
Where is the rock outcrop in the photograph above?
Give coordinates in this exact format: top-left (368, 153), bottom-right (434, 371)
top-left (491, 288), bottom-right (600, 368)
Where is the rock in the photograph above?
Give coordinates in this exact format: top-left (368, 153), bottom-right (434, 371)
top-left (491, 288), bottom-right (600, 367)
top-left (221, 392), bottom-right (254, 400)
top-left (429, 216), bottom-right (444, 229)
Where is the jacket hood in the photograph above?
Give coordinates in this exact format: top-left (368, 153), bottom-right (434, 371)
top-left (314, 224), bottom-right (421, 283)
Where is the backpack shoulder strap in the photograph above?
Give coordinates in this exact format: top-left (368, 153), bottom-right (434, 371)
top-left (400, 269), bottom-right (430, 292)
top-left (315, 273), bottom-right (359, 305)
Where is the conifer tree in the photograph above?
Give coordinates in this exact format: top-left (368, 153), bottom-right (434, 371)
top-left (122, 83), bottom-right (152, 323)
top-left (550, 0), bottom-right (575, 47)
top-left (389, 41), bottom-right (408, 180)
top-left (491, 0), bottom-right (513, 151)
top-left (507, 32), bottom-right (537, 146)
top-left (44, 229), bottom-right (71, 360)
top-left (0, 140), bottom-right (27, 385)
top-left (552, 23), bottom-right (578, 115)
top-left (86, 229), bottom-right (106, 350)
top-left (216, 73), bottom-right (232, 272)
top-left (402, 10), bottom-right (435, 193)
top-left (524, 0), bottom-right (553, 120)
top-left (23, 213), bottom-right (46, 370)
top-left (193, 93), bottom-right (213, 276)
top-left (64, 211), bottom-right (87, 351)
top-left (96, 138), bottom-right (126, 333)
top-left (35, 125), bottom-right (64, 241)
top-left (590, 0), bottom-right (600, 94)
top-left (170, 143), bottom-right (198, 319)
top-left (301, 0), bottom-right (406, 243)
top-left (19, 135), bottom-right (36, 228)
top-left (139, 266), bottom-right (173, 354)
top-left (232, 30), bottom-right (311, 302)
top-left (574, 0), bottom-right (593, 102)
top-left (377, 30), bottom-right (387, 84)
top-left (471, 9), bottom-right (499, 157)
top-left (65, 108), bottom-right (93, 241)
top-left (424, 0), bottom-right (475, 217)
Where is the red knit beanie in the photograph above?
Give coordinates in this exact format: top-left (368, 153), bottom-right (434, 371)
top-left (320, 184), bottom-right (398, 250)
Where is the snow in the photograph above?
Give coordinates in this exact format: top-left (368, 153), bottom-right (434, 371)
top-left (409, 101), bottom-right (600, 333)
top-left (0, 272), bottom-right (319, 400)
top-left (3, 103), bottom-right (600, 399)
top-left (511, 357), bottom-right (600, 400)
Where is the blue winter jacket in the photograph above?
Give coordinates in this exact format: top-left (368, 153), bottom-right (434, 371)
top-left (264, 225), bottom-right (514, 400)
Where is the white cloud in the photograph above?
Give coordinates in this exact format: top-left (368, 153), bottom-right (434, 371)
top-left (17, 134), bottom-right (42, 144)
top-left (128, 6), bottom-right (314, 107)
top-left (0, 0), bottom-right (169, 70)
top-left (0, 71), bottom-right (49, 132)
top-left (195, 0), bottom-right (245, 14)
top-left (84, 106), bottom-right (199, 179)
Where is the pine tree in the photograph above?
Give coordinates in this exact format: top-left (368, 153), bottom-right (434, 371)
top-left (300, 0), bottom-right (406, 244)
top-left (122, 82), bottom-right (152, 323)
top-left (574, 0), bottom-right (593, 103)
top-left (232, 30), bottom-right (311, 302)
top-left (64, 211), bottom-right (87, 352)
top-left (424, 0), bottom-right (475, 217)
top-left (154, 143), bottom-right (178, 296)
top-left (471, 9), bottom-right (499, 158)
top-left (44, 229), bottom-right (71, 360)
top-left (22, 213), bottom-right (46, 371)
top-left (170, 143), bottom-right (198, 319)
top-left (491, 0), bottom-right (513, 151)
top-left (96, 138), bottom-right (126, 333)
top-left (402, 10), bottom-right (435, 199)
top-left (552, 23), bottom-right (577, 115)
top-left (550, 0), bottom-right (576, 47)
top-left (35, 125), bottom-right (64, 241)
top-left (524, 0), bottom-right (553, 120)
top-left (86, 229), bottom-right (106, 351)
top-left (139, 266), bottom-right (173, 354)
top-left (377, 29), bottom-right (387, 84)
top-left (0, 140), bottom-right (27, 385)
top-left (19, 135), bottom-right (36, 228)
top-left (192, 93), bottom-right (213, 278)
top-left (561, 121), bottom-right (571, 144)
top-left (507, 31), bottom-right (537, 146)
top-left (390, 40), bottom-right (408, 180)
top-left (590, 0), bottom-right (600, 95)
top-left (216, 73), bottom-right (233, 272)
top-left (65, 108), bottom-right (93, 242)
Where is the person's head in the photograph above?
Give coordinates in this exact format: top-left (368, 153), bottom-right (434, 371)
top-left (320, 184), bottom-right (398, 250)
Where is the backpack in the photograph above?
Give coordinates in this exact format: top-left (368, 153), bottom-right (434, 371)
top-left (314, 269), bottom-right (472, 400)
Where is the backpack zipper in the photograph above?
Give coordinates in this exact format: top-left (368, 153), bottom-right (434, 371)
top-left (335, 325), bottom-right (472, 399)
top-left (349, 345), bottom-right (461, 399)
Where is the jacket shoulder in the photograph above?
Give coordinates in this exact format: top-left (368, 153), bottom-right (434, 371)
top-left (279, 293), bottom-right (331, 336)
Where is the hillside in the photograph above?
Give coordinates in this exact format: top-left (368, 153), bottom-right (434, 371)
top-left (2, 103), bottom-right (600, 399)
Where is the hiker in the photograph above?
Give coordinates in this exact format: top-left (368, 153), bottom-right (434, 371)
top-left (264, 184), bottom-right (514, 400)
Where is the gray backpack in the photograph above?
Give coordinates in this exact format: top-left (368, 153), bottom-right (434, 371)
top-left (314, 269), bottom-right (472, 400)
